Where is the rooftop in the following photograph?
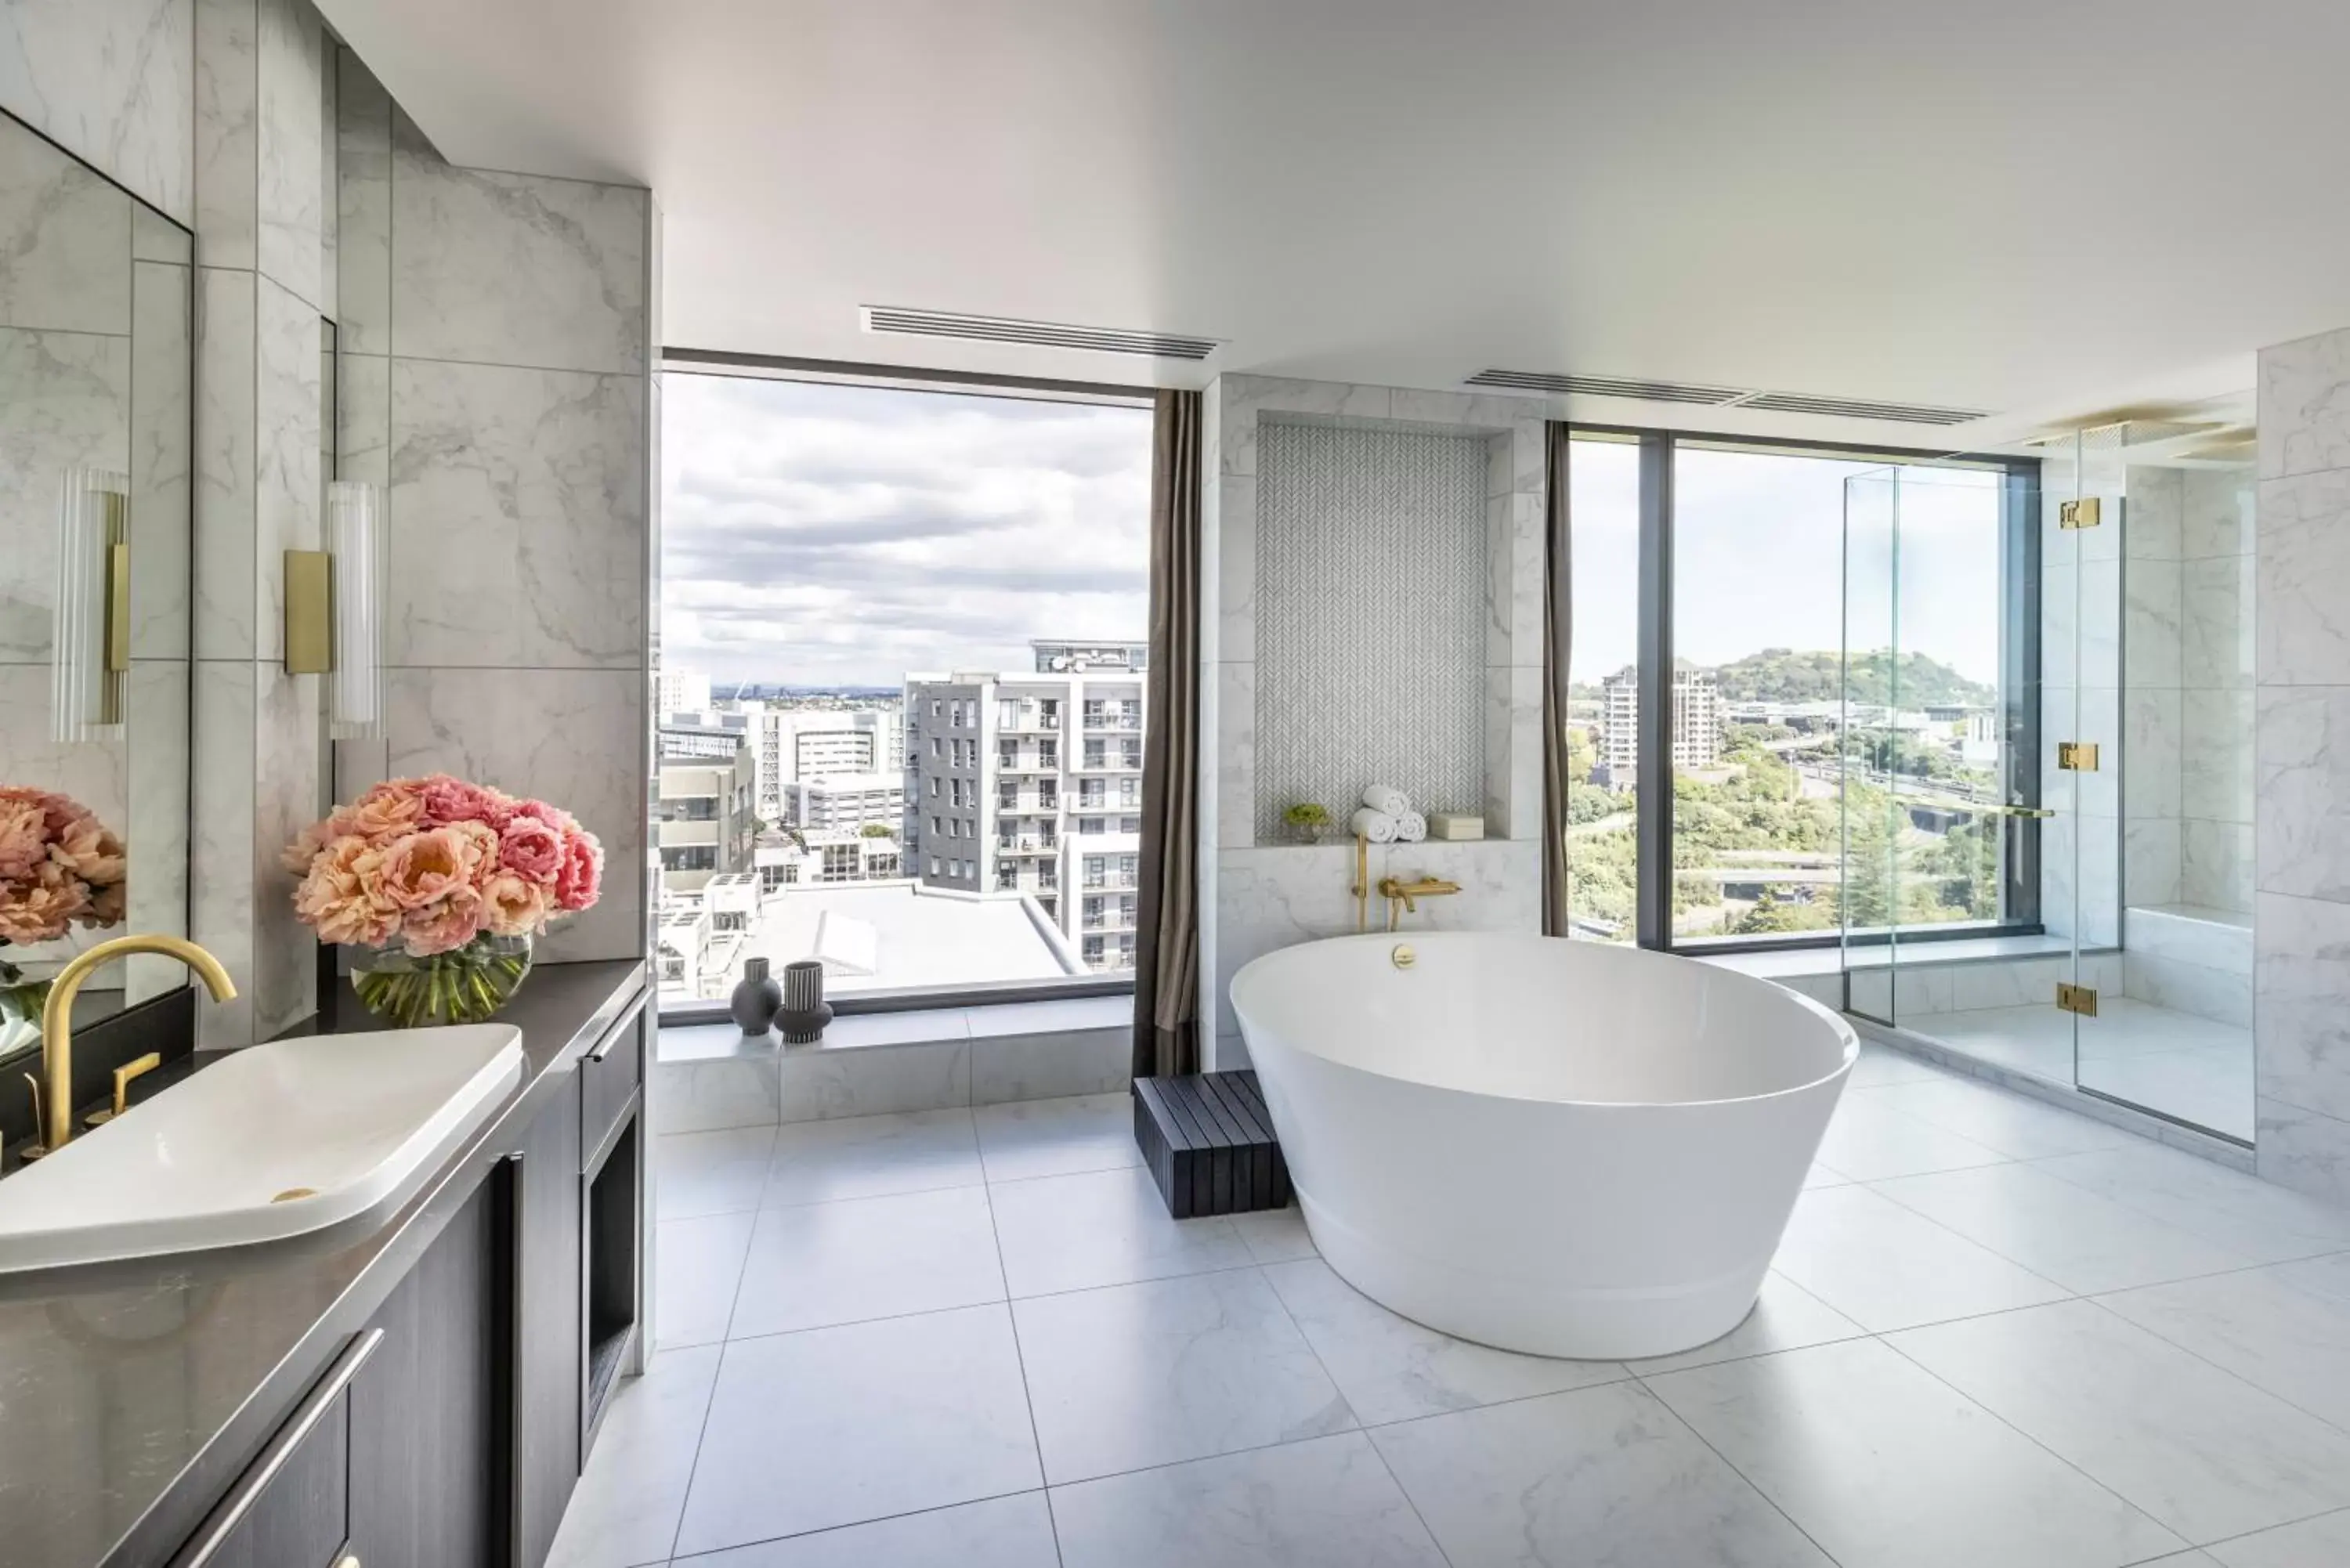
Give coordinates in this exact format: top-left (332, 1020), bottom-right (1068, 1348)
top-left (736, 880), bottom-right (1083, 995)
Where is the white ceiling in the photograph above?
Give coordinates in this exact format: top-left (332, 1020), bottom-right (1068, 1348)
top-left (317, 0), bottom-right (2350, 445)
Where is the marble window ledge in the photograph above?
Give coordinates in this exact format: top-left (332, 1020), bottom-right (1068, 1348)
top-left (658, 993), bottom-right (1132, 1061)
top-left (1699, 933), bottom-right (2089, 981)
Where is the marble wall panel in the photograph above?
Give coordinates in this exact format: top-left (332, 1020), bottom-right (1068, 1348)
top-left (130, 259), bottom-right (192, 661)
top-left (385, 359), bottom-right (646, 669)
top-left (0, 0), bottom-right (195, 225)
top-left (253, 0), bottom-right (324, 308)
top-left (0, 328), bottom-right (132, 663)
top-left (2257, 323), bottom-right (2350, 1199)
top-left (389, 110), bottom-right (649, 374)
top-left (0, 125), bottom-right (132, 333)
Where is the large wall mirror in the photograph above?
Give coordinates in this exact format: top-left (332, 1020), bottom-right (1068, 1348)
top-left (0, 110), bottom-right (193, 1064)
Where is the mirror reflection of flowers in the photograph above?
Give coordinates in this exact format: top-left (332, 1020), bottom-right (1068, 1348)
top-left (0, 786), bottom-right (128, 946)
top-left (282, 774), bottom-right (602, 1026)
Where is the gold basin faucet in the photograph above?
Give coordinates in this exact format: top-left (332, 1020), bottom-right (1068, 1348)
top-left (32, 934), bottom-right (236, 1156)
top-left (1376, 875), bottom-right (1461, 931)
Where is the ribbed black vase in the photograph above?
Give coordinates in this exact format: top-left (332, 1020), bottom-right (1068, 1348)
top-left (728, 956), bottom-right (782, 1037)
top-left (776, 959), bottom-right (832, 1044)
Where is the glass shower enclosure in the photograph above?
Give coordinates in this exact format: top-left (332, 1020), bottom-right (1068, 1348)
top-left (1839, 425), bottom-right (2256, 1143)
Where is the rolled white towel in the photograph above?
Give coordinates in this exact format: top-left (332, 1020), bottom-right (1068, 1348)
top-left (1393, 810), bottom-right (1428, 844)
top-left (1362, 783), bottom-right (1411, 817)
top-left (1350, 806), bottom-right (1399, 844)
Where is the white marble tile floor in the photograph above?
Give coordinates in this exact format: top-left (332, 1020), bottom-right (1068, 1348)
top-left (556, 1079), bottom-right (2350, 1568)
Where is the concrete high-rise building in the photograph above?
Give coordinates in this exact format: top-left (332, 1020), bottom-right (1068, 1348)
top-left (782, 772), bottom-right (906, 832)
top-left (656, 667), bottom-right (712, 719)
top-left (902, 639), bottom-right (1148, 972)
top-left (1596, 664), bottom-right (1723, 786)
top-left (754, 707), bottom-right (906, 823)
top-left (654, 739), bottom-right (757, 894)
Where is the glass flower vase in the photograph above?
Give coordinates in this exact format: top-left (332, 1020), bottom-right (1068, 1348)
top-left (0, 959), bottom-right (47, 1057)
top-left (349, 934), bottom-right (533, 1028)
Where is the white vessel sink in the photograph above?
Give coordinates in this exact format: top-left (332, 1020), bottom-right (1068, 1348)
top-left (0, 1024), bottom-right (524, 1274)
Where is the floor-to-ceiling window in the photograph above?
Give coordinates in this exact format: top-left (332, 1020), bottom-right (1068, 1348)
top-left (1564, 434), bottom-right (1640, 941)
top-left (655, 366), bottom-right (1154, 1013)
top-left (1564, 428), bottom-right (2034, 953)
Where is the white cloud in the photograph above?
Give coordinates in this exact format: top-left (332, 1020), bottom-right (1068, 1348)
top-left (661, 374), bottom-right (1152, 688)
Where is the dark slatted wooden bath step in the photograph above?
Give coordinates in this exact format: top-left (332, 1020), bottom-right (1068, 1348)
top-left (1133, 1070), bottom-right (1292, 1219)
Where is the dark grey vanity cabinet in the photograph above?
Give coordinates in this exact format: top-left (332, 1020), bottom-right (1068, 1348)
top-left (515, 1068), bottom-right (585, 1568)
top-left (161, 977), bottom-right (650, 1568)
top-left (348, 1180), bottom-right (502, 1568)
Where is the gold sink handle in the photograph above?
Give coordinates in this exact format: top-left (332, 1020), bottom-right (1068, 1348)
top-left (40, 934), bottom-right (236, 1154)
top-left (82, 1050), bottom-right (162, 1128)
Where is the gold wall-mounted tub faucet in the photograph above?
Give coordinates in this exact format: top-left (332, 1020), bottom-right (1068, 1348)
top-left (31, 934), bottom-right (236, 1157)
top-left (1375, 875), bottom-right (1461, 932)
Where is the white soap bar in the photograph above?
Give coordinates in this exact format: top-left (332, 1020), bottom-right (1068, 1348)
top-left (1430, 812), bottom-right (1484, 841)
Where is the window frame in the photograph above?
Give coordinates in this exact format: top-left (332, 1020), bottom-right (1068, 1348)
top-left (1571, 423), bottom-right (2043, 958)
top-left (656, 352), bottom-right (1155, 1024)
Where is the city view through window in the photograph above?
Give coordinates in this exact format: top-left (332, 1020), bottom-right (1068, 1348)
top-left (655, 374), bottom-right (1152, 1007)
top-left (1564, 438), bottom-right (2016, 945)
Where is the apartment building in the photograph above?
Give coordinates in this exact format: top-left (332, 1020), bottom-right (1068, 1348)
top-left (1597, 664), bottom-right (1723, 786)
top-left (654, 741), bottom-right (757, 894)
top-left (780, 771), bottom-right (906, 832)
top-left (902, 639), bottom-right (1148, 971)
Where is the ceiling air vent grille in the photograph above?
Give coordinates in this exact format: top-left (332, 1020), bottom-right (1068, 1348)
top-left (1736, 392), bottom-right (1990, 427)
top-left (1464, 369), bottom-right (1744, 406)
top-left (862, 305), bottom-right (1220, 361)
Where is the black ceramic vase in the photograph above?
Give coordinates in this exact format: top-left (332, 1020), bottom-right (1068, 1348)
top-left (729, 956), bottom-right (782, 1036)
top-left (776, 959), bottom-right (832, 1044)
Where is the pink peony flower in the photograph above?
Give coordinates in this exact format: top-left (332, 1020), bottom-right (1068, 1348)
top-left (55, 818), bottom-right (125, 887)
top-left (341, 781), bottom-right (428, 843)
top-left (0, 793), bottom-right (48, 883)
top-left (293, 834), bottom-right (401, 947)
top-left (498, 815), bottom-right (565, 885)
top-left (376, 828), bottom-right (477, 912)
top-left (402, 885), bottom-right (485, 956)
top-left (444, 820), bottom-right (503, 886)
top-left (514, 798), bottom-right (577, 835)
top-left (417, 774), bottom-right (508, 829)
top-left (480, 869), bottom-right (551, 938)
top-left (0, 864), bottom-right (89, 945)
top-left (553, 826), bottom-right (603, 913)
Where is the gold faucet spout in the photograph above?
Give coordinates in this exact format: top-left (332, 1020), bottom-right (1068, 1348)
top-left (35, 934), bottom-right (235, 1154)
top-left (1374, 876), bottom-right (1462, 930)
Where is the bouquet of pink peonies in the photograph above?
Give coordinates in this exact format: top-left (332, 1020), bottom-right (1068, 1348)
top-left (0, 786), bottom-right (128, 1051)
top-left (284, 774), bottom-right (602, 1026)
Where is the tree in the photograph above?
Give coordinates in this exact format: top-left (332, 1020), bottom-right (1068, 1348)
top-left (858, 821), bottom-right (894, 839)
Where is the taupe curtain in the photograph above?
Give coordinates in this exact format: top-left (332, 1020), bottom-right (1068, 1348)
top-left (1133, 388), bottom-right (1203, 1078)
top-left (1542, 421), bottom-right (1574, 936)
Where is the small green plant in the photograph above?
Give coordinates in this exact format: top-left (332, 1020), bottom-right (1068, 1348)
top-left (1283, 801), bottom-right (1332, 842)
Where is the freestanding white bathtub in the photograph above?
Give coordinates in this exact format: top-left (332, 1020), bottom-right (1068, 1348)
top-left (1230, 931), bottom-right (1856, 1360)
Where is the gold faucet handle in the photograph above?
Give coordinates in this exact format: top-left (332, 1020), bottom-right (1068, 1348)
top-left (84, 1051), bottom-right (162, 1127)
top-left (17, 1071), bottom-right (47, 1162)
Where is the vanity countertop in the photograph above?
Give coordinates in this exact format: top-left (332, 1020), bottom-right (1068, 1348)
top-left (0, 958), bottom-right (648, 1568)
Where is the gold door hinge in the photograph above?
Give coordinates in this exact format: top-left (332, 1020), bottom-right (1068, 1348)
top-left (2059, 497), bottom-right (2102, 529)
top-left (2057, 741), bottom-right (2099, 771)
top-left (2057, 982), bottom-right (2099, 1017)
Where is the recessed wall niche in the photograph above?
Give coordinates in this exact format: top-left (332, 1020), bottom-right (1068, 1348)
top-left (1252, 418), bottom-right (1486, 840)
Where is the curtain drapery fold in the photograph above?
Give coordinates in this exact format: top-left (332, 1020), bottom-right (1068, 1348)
top-left (1542, 421), bottom-right (1574, 937)
top-left (1133, 388), bottom-right (1204, 1078)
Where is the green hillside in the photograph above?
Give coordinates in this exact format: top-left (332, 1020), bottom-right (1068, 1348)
top-left (1708, 648), bottom-right (1994, 708)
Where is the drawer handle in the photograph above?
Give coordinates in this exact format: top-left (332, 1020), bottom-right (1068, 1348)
top-left (172, 1329), bottom-right (385, 1568)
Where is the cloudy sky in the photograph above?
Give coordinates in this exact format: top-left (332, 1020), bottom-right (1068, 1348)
top-left (661, 374), bottom-right (1152, 688)
top-left (1569, 440), bottom-right (2005, 687)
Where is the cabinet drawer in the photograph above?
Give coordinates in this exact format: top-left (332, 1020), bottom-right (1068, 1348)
top-left (174, 1330), bottom-right (381, 1568)
top-left (580, 996), bottom-right (645, 1166)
